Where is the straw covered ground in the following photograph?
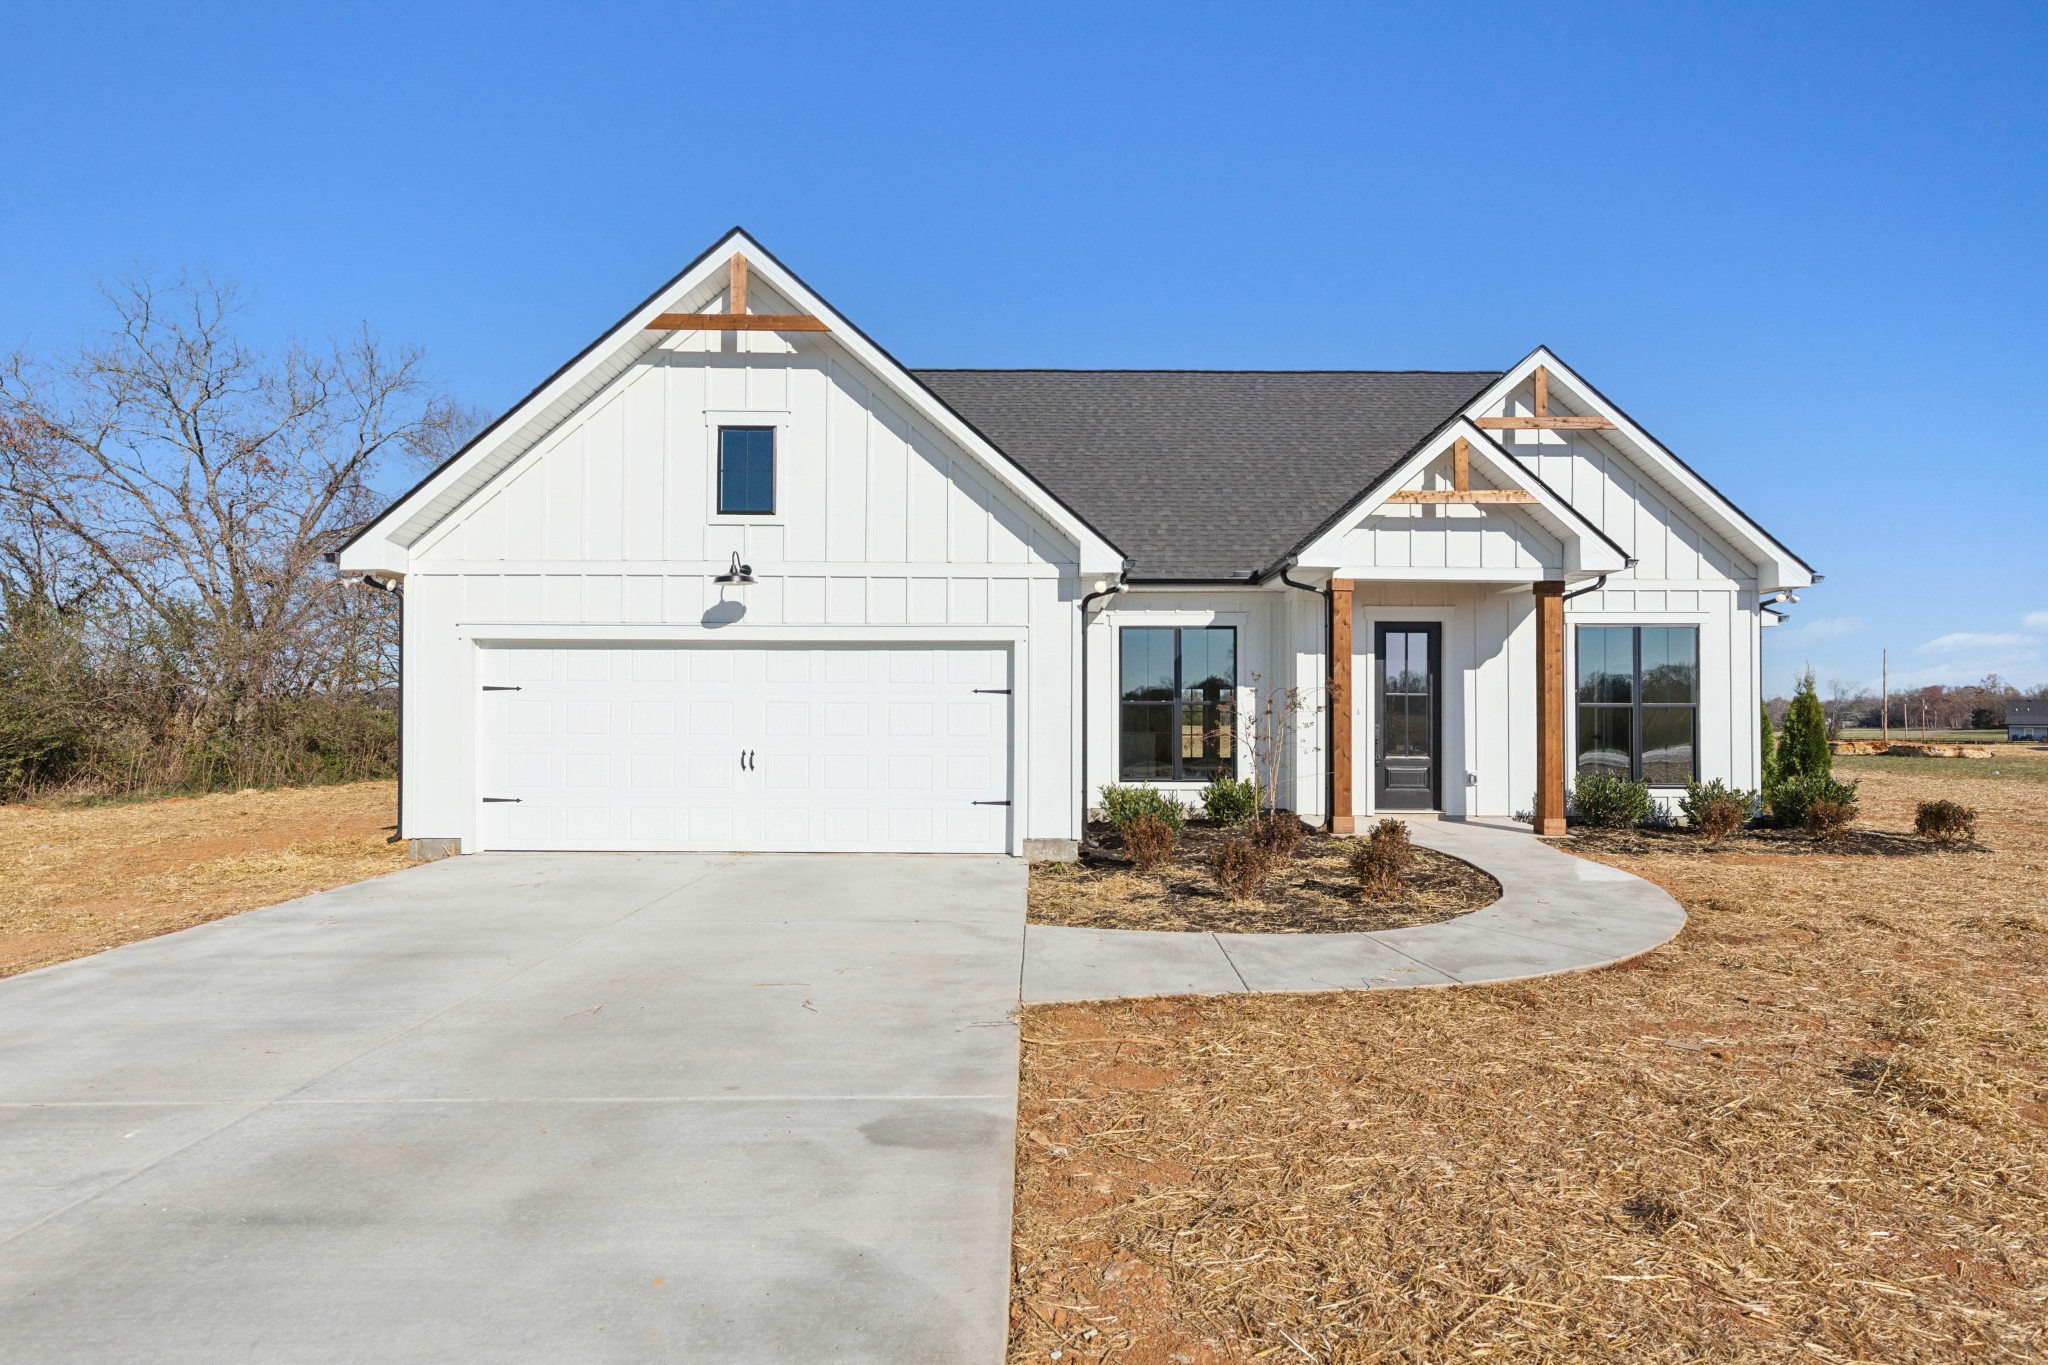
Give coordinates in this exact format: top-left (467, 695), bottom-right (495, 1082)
top-left (1009, 750), bottom-right (2048, 1363)
top-left (0, 781), bottom-right (406, 978)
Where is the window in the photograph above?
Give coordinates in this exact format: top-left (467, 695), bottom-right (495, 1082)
top-left (717, 426), bottom-right (775, 515)
top-left (1119, 626), bottom-right (1236, 781)
top-left (1575, 626), bottom-right (1698, 784)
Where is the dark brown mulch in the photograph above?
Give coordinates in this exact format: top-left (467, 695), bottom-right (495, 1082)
top-left (1028, 820), bottom-right (1500, 934)
top-left (1562, 823), bottom-right (1978, 860)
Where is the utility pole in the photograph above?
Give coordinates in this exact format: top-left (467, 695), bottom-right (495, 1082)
top-left (1882, 650), bottom-right (1889, 746)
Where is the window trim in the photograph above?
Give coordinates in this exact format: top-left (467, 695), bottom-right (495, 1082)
top-left (704, 410), bottom-right (789, 526)
top-left (716, 425), bottom-right (777, 517)
top-left (1117, 624), bottom-right (1240, 783)
top-left (1573, 624), bottom-right (1700, 785)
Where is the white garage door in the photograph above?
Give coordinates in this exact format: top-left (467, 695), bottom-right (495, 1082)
top-left (476, 643), bottom-right (1013, 853)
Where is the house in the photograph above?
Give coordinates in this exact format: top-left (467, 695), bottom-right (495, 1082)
top-left (336, 229), bottom-right (1816, 859)
top-left (2009, 700), bottom-right (2048, 742)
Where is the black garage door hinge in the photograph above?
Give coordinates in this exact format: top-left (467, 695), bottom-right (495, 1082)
top-left (972, 799), bottom-right (1012, 806)
top-left (972, 688), bottom-right (1012, 694)
top-left (482, 797), bottom-right (523, 803)
top-left (482, 685), bottom-right (522, 691)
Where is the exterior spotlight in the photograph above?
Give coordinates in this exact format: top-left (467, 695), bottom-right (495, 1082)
top-left (712, 551), bottom-right (755, 587)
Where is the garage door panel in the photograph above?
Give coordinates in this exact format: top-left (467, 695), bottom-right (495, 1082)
top-left (478, 644), bottom-right (1011, 853)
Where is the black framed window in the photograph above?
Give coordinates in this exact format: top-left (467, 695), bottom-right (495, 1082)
top-left (1575, 625), bottom-right (1698, 784)
top-left (1119, 626), bottom-right (1236, 781)
top-left (717, 426), bottom-right (775, 515)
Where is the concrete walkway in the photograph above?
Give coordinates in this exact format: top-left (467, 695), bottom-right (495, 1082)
top-left (1023, 819), bottom-right (1686, 1003)
top-left (0, 854), bottom-right (1025, 1364)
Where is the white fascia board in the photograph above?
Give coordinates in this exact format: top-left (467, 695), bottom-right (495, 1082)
top-left (1292, 417), bottom-right (1626, 577)
top-left (335, 229), bottom-right (1122, 579)
top-left (1464, 349), bottom-right (1815, 591)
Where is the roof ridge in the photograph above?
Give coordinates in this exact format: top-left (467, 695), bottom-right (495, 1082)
top-left (908, 367), bottom-right (1505, 376)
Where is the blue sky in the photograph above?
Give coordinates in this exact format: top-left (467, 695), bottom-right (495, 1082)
top-left (3, 2), bottom-right (2042, 696)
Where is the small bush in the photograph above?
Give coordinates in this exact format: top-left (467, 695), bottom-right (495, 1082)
top-left (1570, 770), bottom-right (1655, 828)
top-left (1346, 818), bottom-right (1415, 900)
top-left (1247, 811), bottom-right (1306, 860)
top-left (1213, 836), bottom-right (1270, 901)
top-left (1679, 778), bottom-right (1756, 843)
top-left (1915, 798), bottom-right (1979, 846)
top-left (1767, 773), bottom-right (1859, 830)
top-left (1199, 775), bottom-right (1262, 826)
top-left (1803, 797), bottom-right (1856, 842)
top-left (1096, 784), bottom-right (1188, 833)
top-left (1120, 813), bottom-right (1179, 870)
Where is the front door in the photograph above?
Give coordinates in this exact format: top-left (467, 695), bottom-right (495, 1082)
top-left (1374, 623), bottom-right (1441, 811)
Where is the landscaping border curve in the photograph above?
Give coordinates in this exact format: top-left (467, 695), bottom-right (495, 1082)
top-left (1020, 818), bottom-right (1686, 1002)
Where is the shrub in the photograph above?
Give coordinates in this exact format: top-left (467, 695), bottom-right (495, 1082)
top-left (1777, 670), bottom-right (1831, 783)
top-left (1803, 797), bottom-right (1856, 842)
top-left (1119, 813), bottom-right (1179, 870)
top-left (1570, 770), bottom-right (1654, 828)
top-left (1679, 778), bottom-right (1756, 843)
top-left (1759, 704), bottom-right (1779, 790)
top-left (1347, 818), bottom-right (1414, 899)
top-left (1213, 836), bottom-right (1270, 901)
top-left (1096, 784), bottom-right (1188, 833)
top-left (1199, 775), bottom-right (1262, 826)
top-left (1247, 811), bottom-right (1306, 860)
top-left (1766, 772), bottom-right (1859, 830)
top-left (1915, 798), bottom-right (1978, 846)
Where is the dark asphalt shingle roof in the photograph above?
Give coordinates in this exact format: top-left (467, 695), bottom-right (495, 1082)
top-left (912, 369), bottom-right (1503, 580)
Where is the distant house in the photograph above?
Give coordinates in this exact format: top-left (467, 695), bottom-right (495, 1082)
top-left (2010, 699), bottom-right (2048, 742)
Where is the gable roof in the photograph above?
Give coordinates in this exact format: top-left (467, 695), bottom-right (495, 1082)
top-left (912, 369), bottom-right (1500, 580)
top-left (335, 228), bottom-right (1124, 577)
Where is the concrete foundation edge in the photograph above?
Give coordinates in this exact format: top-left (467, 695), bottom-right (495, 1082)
top-left (1022, 838), bottom-right (1079, 864)
top-left (407, 837), bottom-right (462, 862)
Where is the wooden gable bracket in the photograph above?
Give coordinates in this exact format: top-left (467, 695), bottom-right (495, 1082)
top-left (1471, 364), bottom-right (1613, 430)
top-left (1384, 436), bottom-right (1539, 503)
top-left (645, 254), bottom-right (830, 332)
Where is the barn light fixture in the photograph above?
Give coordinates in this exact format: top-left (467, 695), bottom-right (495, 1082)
top-left (713, 551), bottom-right (755, 587)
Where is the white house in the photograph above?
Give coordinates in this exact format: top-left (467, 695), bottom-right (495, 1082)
top-left (336, 229), bottom-right (1815, 859)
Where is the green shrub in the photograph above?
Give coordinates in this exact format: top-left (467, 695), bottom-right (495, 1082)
top-left (1679, 778), bottom-right (1757, 843)
top-left (1096, 784), bottom-right (1188, 833)
top-left (1199, 775), bottom-right (1262, 825)
top-left (1120, 812), bottom-right (1180, 870)
top-left (1760, 705), bottom-right (1779, 789)
top-left (1777, 670), bottom-right (1831, 783)
top-left (1914, 799), bottom-right (1978, 846)
top-left (1213, 836), bottom-right (1270, 901)
top-left (1767, 773), bottom-right (1859, 830)
top-left (1570, 770), bottom-right (1655, 828)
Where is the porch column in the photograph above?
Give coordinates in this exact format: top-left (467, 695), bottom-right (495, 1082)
top-left (1534, 580), bottom-right (1567, 835)
top-left (1329, 578), bottom-right (1355, 834)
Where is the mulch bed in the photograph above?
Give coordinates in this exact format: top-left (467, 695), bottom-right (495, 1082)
top-left (1028, 821), bottom-right (1500, 934)
top-left (1562, 822), bottom-right (1982, 860)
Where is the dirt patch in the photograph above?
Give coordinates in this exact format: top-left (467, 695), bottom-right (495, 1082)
top-left (0, 782), bottom-right (405, 978)
top-left (1010, 753), bottom-right (2048, 1362)
top-left (1028, 822), bottom-right (1500, 934)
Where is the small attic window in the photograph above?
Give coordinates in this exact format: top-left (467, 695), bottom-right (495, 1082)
top-left (717, 427), bottom-right (775, 515)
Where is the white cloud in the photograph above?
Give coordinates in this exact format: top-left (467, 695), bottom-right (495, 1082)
top-left (1919, 631), bottom-right (2033, 654)
top-left (2025, 611), bottom-right (2048, 631)
top-left (1776, 615), bottom-right (1863, 642)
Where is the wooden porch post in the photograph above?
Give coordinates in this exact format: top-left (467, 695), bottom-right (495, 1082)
top-left (1534, 580), bottom-right (1567, 835)
top-left (1329, 578), bottom-right (1355, 834)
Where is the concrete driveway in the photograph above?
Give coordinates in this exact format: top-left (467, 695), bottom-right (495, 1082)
top-left (0, 854), bottom-right (1026, 1363)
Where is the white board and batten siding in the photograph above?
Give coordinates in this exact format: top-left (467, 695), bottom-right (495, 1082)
top-left (400, 329), bottom-right (1082, 854)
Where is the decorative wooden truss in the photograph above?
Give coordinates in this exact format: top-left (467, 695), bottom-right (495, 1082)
top-left (1471, 364), bottom-right (1613, 430)
top-left (645, 254), bottom-right (829, 332)
top-left (1383, 437), bottom-right (1538, 504)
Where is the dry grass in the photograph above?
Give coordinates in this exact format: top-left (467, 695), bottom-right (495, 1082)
top-left (1010, 751), bottom-right (2048, 1363)
top-left (1031, 824), bottom-right (1499, 935)
top-left (0, 781), bottom-right (406, 978)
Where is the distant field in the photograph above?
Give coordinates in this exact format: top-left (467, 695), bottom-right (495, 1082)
top-left (1838, 727), bottom-right (2012, 744)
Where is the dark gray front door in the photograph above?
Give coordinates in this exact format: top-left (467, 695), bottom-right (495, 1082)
top-left (1375, 623), bottom-right (1441, 811)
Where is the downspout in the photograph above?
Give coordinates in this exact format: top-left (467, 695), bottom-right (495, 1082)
top-left (1077, 568), bottom-right (1130, 839)
top-left (356, 572), bottom-right (406, 845)
top-left (1275, 558), bottom-right (1334, 832)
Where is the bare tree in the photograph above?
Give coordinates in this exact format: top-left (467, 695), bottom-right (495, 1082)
top-left (0, 274), bottom-right (468, 730)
